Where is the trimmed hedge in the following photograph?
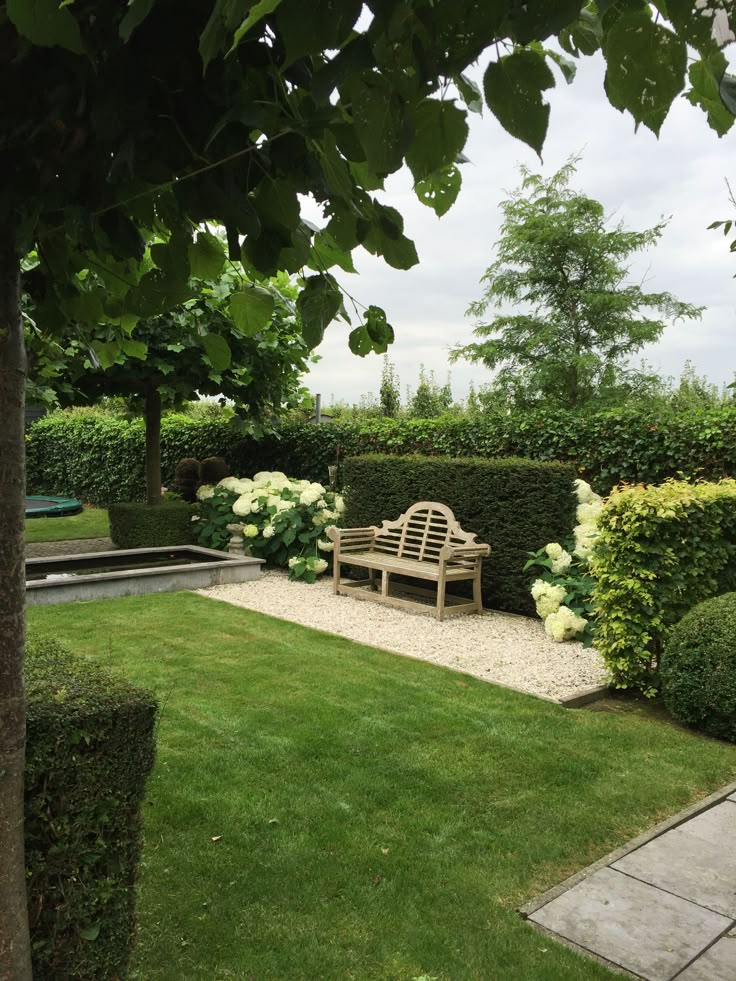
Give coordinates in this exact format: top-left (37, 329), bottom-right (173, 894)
top-left (26, 406), bottom-right (736, 506)
top-left (661, 593), bottom-right (736, 742)
top-left (25, 636), bottom-right (157, 978)
top-left (592, 479), bottom-right (736, 693)
top-left (109, 500), bottom-right (194, 548)
top-left (342, 454), bottom-right (576, 615)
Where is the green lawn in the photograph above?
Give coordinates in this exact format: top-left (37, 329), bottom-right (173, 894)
top-left (28, 593), bottom-right (736, 981)
top-left (25, 507), bottom-right (109, 543)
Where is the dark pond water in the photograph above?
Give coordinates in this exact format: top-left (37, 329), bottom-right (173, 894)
top-left (27, 549), bottom-right (222, 582)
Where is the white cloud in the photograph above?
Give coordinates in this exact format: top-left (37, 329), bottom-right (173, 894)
top-left (305, 52), bottom-right (736, 403)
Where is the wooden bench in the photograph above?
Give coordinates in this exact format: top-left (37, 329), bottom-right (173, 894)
top-left (325, 501), bottom-right (491, 620)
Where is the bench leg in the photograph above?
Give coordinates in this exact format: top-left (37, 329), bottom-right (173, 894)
top-left (369, 568), bottom-right (377, 592)
top-left (381, 570), bottom-right (390, 597)
top-left (473, 566), bottom-right (483, 613)
top-left (333, 556), bottom-right (340, 595)
top-left (437, 568), bottom-right (446, 621)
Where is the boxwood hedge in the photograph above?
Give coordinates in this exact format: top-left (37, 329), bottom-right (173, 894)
top-left (26, 405), bottom-right (736, 506)
top-left (341, 454), bottom-right (576, 615)
top-left (660, 593), bottom-right (736, 742)
top-left (108, 500), bottom-right (194, 548)
top-left (25, 636), bottom-right (157, 979)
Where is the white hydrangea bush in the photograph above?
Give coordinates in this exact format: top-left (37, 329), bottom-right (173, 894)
top-left (524, 478), bottom-right (604, 644)
top-left (193, 471), bottom-right (344, 582)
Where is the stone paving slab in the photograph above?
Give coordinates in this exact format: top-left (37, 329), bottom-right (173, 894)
top-left (676, 933), bottom-right (736, 980)
top-left (530, 867), bottom-right (731, 981)
top-left (612, 803), bottom-right (736, 917)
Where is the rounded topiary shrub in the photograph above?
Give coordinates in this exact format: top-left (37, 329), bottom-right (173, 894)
top-left (199, 456), bottom-right (229, 484)
top-left (109, 501), bottom-right (194, 549)
top-left (171, 457), bottom-right (200, 502)
top-left (661, 592), bottom-right (736, 742)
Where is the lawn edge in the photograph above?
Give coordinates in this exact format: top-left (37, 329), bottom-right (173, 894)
top-left (196, 590), bottom-right (606, 708)
top-left (518, 778), bottom-right (736, 919)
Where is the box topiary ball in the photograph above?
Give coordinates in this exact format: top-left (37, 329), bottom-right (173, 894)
top-left (199, 456), bottom-right (229, 484)
top-left (660, 592), bottom-right (736, 743)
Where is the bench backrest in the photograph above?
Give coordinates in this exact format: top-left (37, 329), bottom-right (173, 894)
top-left (372, 501), bottom-right (478, 563)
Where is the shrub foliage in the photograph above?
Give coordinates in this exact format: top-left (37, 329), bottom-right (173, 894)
top-left (592, 479), bottom-right (736, 692)
top-left (25, 637), bottom-right (157, 979)
top-left (108, 501), bottom-right (194, 549)
top-left (342, 454), bottom-right (576, 615)
top-left (661, 593), bottom-right (736, 743)
top-left (27, 407), bottom-right (736, 506)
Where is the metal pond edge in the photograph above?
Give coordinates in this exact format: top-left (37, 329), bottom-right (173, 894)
top-left (518, 779), bottom-right (736, 921)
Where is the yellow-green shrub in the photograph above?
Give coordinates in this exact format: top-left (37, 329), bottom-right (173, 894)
top-left (591, 479), bottom-right (736, 693)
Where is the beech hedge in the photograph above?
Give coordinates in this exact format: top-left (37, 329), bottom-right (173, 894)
top-left (25, 636), bottom-right (157, 979)
top-left (342, 454), bottom-right (576, 615)
top-left (26, 406), bottom-right (736, 506)
top-left (591, 479), bottom-right (736, 693)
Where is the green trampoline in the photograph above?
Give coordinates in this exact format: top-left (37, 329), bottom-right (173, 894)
top-left (25, 496), bottom-right (83, 518)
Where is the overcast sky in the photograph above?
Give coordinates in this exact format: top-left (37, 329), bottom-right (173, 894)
top-left (302, 50), bottom-right (736, 406)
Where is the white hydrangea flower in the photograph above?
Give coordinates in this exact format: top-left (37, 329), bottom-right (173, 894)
top-left (232, 494), bottom-right (254, 516)
top-left (545, 542), bottom-right (563, 560)
top-left (316, 498), bottom-right (327, 509)
top-left (274, 500), bottom-right (292, 513)
top-left (196, 484), bottom-right (215, 501)
top-left (300, 488), bottom-right (322, 506)
top-left (232, 478), bottom-right (255, 494)
top-left (243, 524), bottom-right (259, 538)
top-left (551, 550), bottom-right (573, 575)
top-left (334, 495), bottom-right (345, 513)
top-left (218, 476), bottom-right (241, 492)
top-left (576, 500), bottom-right (603, 526)
top-left (262, 524), bottom-right (275, 538)
top-left (544, 605), bottom-right (587, 643)
top-left (574, 523), bottom-right (598, 562)
top-left (531, 580), bottom-right (567, 620)
top-left (317, 538), bottom-right (334, 552)
top-left (312, 558), bottom-right (329, 574)
top-left (250, 500), bottom-right (261, 513)
top-left (312, 514), bottom-right (326, 526)
top-left (191, 515), bottom-right (201, 522)
top-left (573, 479), bottom-right (598, 505)
top-left (288, 556), bottom-right (298, 568)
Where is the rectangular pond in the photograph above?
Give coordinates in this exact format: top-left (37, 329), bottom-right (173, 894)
top-left (26, 546), bottom-right (263, 606)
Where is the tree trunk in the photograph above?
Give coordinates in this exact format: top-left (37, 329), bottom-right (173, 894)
top-left (0, 228), bottom-right (32, 979)
top-left (145, 386), bottom-right (162, 506)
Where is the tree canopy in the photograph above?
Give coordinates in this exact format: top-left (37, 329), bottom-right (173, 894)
top-left (452, 160), bottom-right (703, 410)
top-left (2, 1), bottom-right (735, 363)
top-left (2, 2), bottom-right (736, 976)
top-left (26, 266), bottom-right (311, 502)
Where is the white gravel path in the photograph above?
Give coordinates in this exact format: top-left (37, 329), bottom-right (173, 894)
top-left (198, 570), bottom-right (608, 702)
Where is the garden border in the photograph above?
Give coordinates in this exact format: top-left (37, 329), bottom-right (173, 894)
top-left (519, 778), bottom-right (736, 917)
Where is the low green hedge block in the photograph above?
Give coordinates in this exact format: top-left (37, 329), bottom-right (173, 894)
top-left (341, 454), bottom-right (576, 615)
top-left (25, 637), bottom-right (157, 979)
top-left (109, 501), bottom-right (194, 548)
top-left (661, 593), bottom-right (736, 742)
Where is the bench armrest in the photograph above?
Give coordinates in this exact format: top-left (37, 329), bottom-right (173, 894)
top-left (326, 525), bottom-right (376, 549)
top-left (439, 543), bottom-right (491, 562)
